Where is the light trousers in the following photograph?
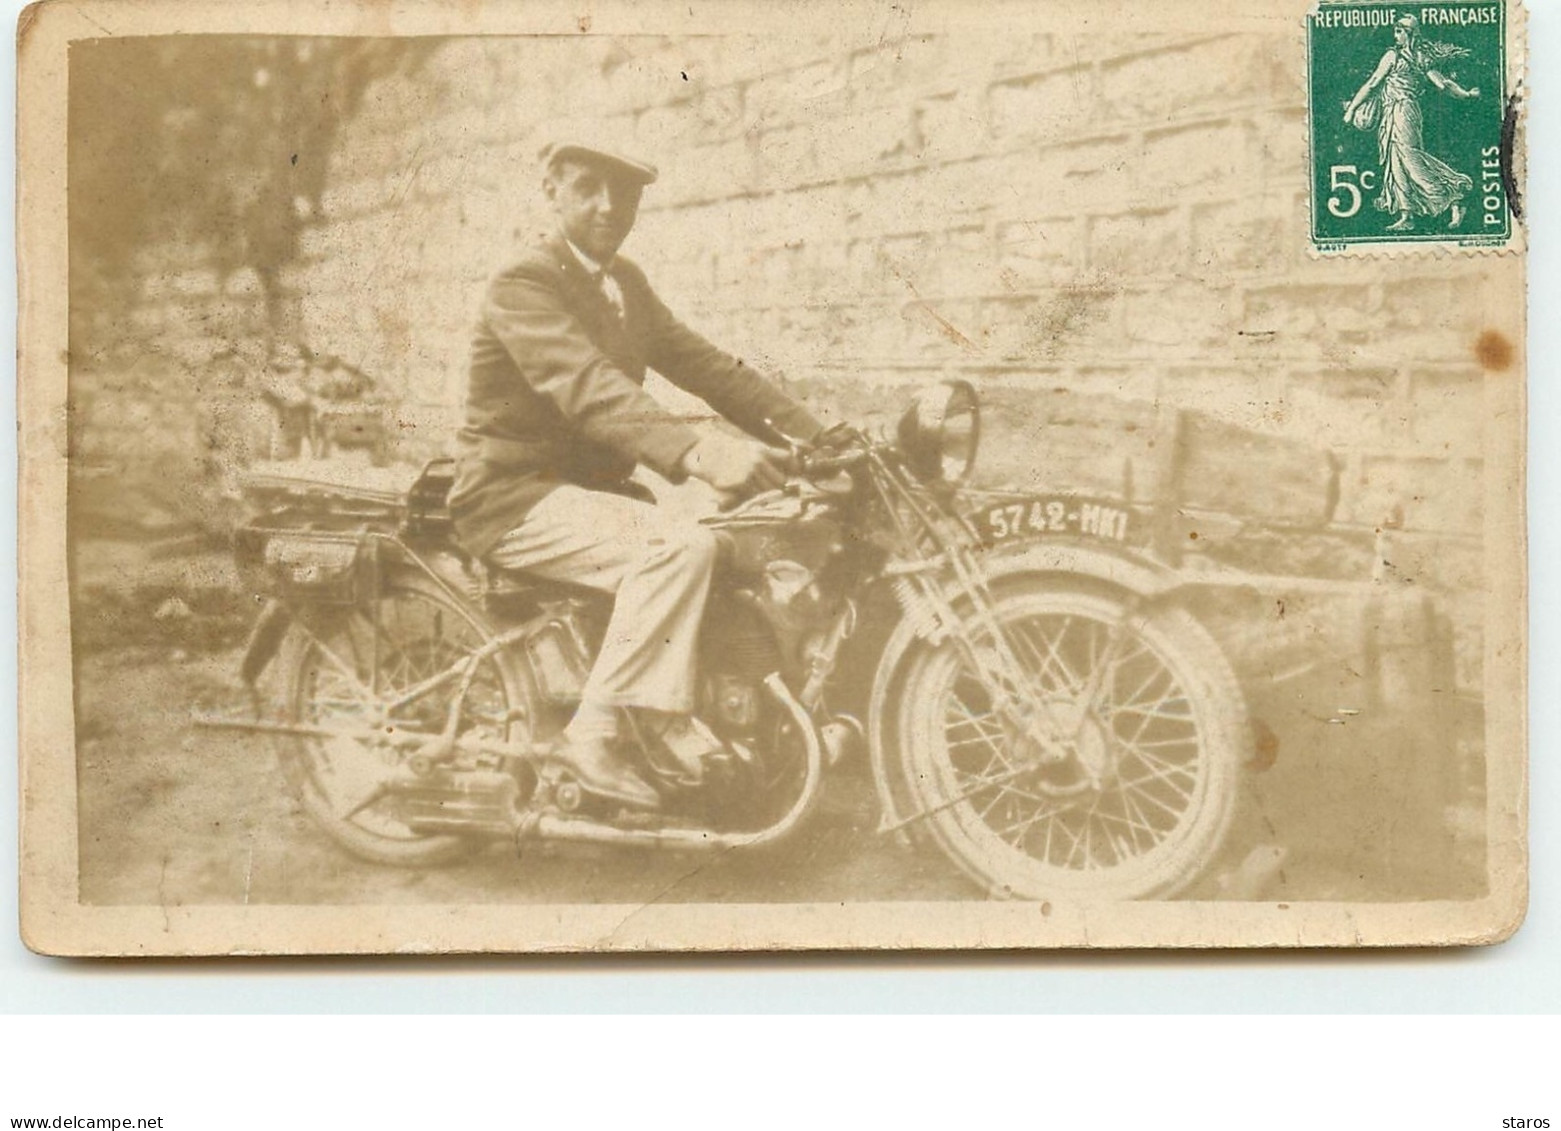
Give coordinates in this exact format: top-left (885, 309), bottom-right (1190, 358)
top-left (486, 485), bottom-right (718, 715)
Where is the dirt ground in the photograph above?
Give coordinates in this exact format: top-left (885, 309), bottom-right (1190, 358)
top-left (75, 646), bottom-right (980, 907)
top-left (71, 633), bottom-right (1487, 909)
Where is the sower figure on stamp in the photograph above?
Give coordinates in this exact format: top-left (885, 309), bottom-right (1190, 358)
top-left (1343, 13), bottom-right (1479, 232)
top-left (448, 130), bottom-right (829, 808)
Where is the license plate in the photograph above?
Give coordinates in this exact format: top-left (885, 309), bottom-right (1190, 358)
top-left (973, 496), bottom-right (1131, 545)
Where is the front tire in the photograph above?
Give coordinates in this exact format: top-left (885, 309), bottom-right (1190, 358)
top-left (890, 584), bottom-right (1247, 901)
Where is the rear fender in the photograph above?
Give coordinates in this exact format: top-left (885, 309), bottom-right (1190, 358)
top-left (239, 598), bottom-right (294, 686)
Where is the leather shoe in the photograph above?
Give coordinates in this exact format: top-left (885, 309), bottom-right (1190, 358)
top-left (629, 710), bottom-right (726, 786)
top-left (552, 736), bottom-right (660, 810)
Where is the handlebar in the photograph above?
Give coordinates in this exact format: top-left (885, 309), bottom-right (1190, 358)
top-left (716, 446), bottom-right (868, 512)
top-left (797, 447), bottom-right (867, 478)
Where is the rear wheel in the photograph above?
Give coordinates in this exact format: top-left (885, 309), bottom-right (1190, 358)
top-left (891, 584), bottom-right (1247, 901)
top-left (276, 570), bottom-right (532, 867)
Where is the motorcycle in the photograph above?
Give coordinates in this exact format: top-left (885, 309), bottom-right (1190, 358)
top-left (204, 380), bottom-right (1252, 901)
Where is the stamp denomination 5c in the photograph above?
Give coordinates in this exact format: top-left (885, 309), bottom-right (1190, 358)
top-left (1309, 2), bottom-right (1514, 251)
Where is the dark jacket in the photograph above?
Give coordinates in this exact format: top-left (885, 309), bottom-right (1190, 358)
top-left (449, 231), bottom-right (824, 557)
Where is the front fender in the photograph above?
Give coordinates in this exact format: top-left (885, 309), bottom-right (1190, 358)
top-left (864, 538), bottom-right (1182, 836)
top-left (976, 539), bottom-right (1181, 599)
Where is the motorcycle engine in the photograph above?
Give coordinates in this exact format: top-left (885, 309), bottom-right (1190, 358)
top-left (699, 590), bottom-right (782, 736)
top-left (700, 558), bottom-right (837, 732)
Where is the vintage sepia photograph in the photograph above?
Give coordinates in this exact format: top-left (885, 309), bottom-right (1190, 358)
top-left (16, 0), bottom-right (1527, 954)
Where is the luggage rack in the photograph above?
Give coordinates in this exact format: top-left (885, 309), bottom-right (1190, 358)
top-left (240, 456), bottom-right (456, 542)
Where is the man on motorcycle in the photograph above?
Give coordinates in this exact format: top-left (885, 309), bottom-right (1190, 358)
top-left (448, 128), bottom-right (829, 808)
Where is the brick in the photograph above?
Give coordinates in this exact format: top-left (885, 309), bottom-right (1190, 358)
top-left (687, 85), bottom-right (746, 144)
top-left (809, 301), bottom-right (881, 353)
top-left (320, 176), bottom-right (393, 219)
top-left (1242, 283), bottom-right (1376, 342)
top-left (991, 33), bottom-right (1062, 76)
top-left (745, 57), bottom-right (848, 129)
top-left (753, 243), bottom-right (808, 298)
top-left (661, 135), bottom-right (757, 204)
top-left (167, 268), bottom-right (221, 298)
top-left (902, 297), bottom-right (983, 359)
top-left (926, 226), bottom-right (996, 297)
top-left (1406, 367), bottom-right (1487, 454)
top-left (1134, 121), bottom-right (1251, 196)
top-left (1088, 209), bottom-right (1184, 276)
top-left (1377, 272), bottom-right (1497, 363)
top-left (979, 287), bottom-right (1120, 363)
top-left (1191, 195), bottom-right (1294, 273)
top-left (740, 190), bottom-right (818, 244)
top-left (598, 58), bottom-right (684, 118)
top-left (752, 124), bottom-right (816, 188)
top-left (913, 92), bottom-right (985, 162)
top-left (843, 237), bottom-right (892, 297)
top-left (1099, 35), bottom-right (1289, 122)
top-left (711, 246), bottom-right (759, 293)
top-left (1276, 369), bottom-right (1410, 451)
top-left (220, 267), bottom-right (266, 298)
top-left (996, 217), bottom-right (1082, 286)
top-left (1161, 365), bottom-right (1289, 432)
top-left (1117, 283), bottom-right (1238, 351)
top-left (906, 161), bottom-right (1006, 226)
top-left (1063, 365), bottom-right (1160, 403)
top-left (845, 37), bottom-right (953, 104)
top-left (813, 104), bottom-right (916, 173)
top-left (773, 304), bottom-right (830, 343)
top-left (410, 149), bottom-right (480, 201)
top-left (1253, 107), bottom-right (1312, 183)
top-left (1337, 455), bottom-right (1483, 533)
top-left (1028, 137), bottom-right (1135, 214)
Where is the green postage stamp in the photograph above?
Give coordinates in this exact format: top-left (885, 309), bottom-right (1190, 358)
top-left (1308, 1), bottom-right (1516, 251)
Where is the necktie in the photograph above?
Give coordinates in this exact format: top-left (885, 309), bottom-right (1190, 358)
top-left (595, 270), bottom-right (625, 325)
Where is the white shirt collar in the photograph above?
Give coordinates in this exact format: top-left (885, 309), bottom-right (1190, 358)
top-left (563, 237), bottom-right (613, 278)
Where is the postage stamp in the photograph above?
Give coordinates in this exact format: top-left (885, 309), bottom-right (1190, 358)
top-left (1308, 2), bottom-right (1514, 251)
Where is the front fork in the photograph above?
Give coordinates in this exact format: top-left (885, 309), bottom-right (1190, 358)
top-left (888, 558), bottom-right (1147, 775)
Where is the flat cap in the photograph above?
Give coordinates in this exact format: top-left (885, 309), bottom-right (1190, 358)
top-left (539, 125), bottom-right (658, 185)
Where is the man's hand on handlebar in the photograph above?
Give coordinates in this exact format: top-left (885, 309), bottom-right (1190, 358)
top-left (681, 431), bottom-right (793, 495)
top-left (811, 421), bottom-right (860, 452)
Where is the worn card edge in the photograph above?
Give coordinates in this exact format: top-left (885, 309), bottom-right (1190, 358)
top-left (14, 0), bottom-right (1531, 957)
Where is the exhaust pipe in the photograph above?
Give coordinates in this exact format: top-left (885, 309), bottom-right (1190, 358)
top-left (532, 673), bottom-right (826, 851)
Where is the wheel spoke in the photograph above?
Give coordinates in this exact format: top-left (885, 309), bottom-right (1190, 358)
top-left (992, 798), bottom-right (1071, 845)
top-left (1033, 616), bottom-right (1087, 693)
top-left (286, 580), bottom-right (525, 855)
top-left (910, 589), bottom-right (1238, 895)
top-left (1117, 741), bottom-right (1200, 781)
top-left (1091, 803), bottom-right (1160, 839)
top-left (1118, 786), bottom-right (1165, 847)
top-left (1116, 779), bottom-right (1191, 820)
top-left (1116, 765), bottom-right (1197, 800)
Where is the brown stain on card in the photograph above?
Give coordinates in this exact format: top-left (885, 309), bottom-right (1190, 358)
top-left (1248, 718), bottom-right (1280, 772)
top-left (1474, 329), bottom-right (1514, 372)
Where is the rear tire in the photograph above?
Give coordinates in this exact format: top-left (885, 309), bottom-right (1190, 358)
top-left (275, 570), bottom-right (532, 867)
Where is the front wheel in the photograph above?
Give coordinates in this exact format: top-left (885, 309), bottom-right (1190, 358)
top-left (890, 584), bottom-right (1248, 901)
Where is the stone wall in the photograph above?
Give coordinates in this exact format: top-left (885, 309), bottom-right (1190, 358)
top-left (72, 30), bottom-right (1495, 597)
